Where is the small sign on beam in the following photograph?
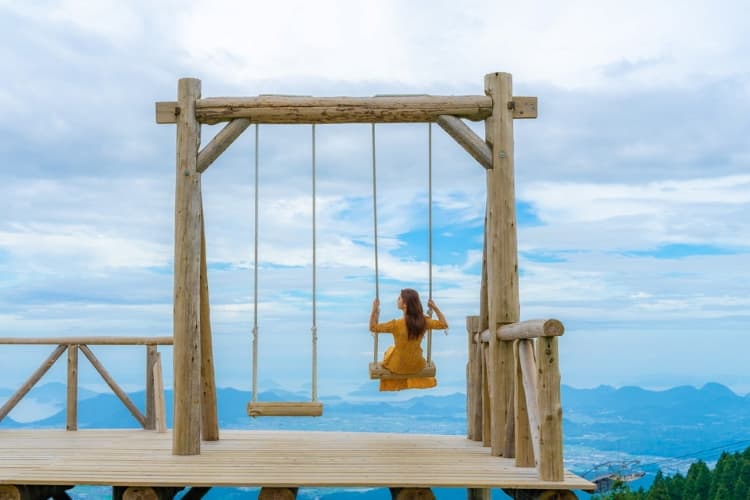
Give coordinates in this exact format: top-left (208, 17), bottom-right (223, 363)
top-left (510, 97), bottom-right (538, 119)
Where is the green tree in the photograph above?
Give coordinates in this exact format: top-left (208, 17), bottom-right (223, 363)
top-left (646, 471), bottom-right (669, 500)
top-left (741, 462), bottom-right (750, 490)
top-left (666, 472), bottom-right (684, 500)
top-left (734, 477), bottom-right (748, 500)
top-left (712, 483), bottom-right (731, 500)
top-left (684, 460), bottom-right (711, 500)
top-left (708, 452), bottom-right (729, 499)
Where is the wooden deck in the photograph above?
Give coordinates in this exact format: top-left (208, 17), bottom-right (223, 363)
top-left (0, 430), bottom-right (594, 491)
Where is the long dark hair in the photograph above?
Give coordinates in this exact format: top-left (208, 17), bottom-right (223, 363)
top-left (401, 288), bottom-right (426, 341)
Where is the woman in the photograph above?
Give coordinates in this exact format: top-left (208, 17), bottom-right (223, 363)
top-left (369, 288), bottom-right (448, 391)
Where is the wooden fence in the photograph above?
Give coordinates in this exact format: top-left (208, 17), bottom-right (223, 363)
top-left (0, 337), bottom-right (171, 432)
top-left (466, 317), bottom-right (565, 482)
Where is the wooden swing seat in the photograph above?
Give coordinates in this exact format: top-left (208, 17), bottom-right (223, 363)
top-left (369, 361), bottom-right (436, 380)
top-left (247, 401), bottom-right (323, 418)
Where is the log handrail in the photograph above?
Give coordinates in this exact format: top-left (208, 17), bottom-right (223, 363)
top-left (466, 317), bottom-right (565, 482)
top-left (0, 336), bottom-right (173, 345)
top-left (0, 337), bottom-right (170, 430)
top-left (474, 319), bottom-right (564, 343)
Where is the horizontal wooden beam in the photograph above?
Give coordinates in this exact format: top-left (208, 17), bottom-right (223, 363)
top-left (197, 118), bottom-right (251, 173)
top-left (437, 115), bottom-right (492, 169)
top-left (510, 97), bottom-right (538, 119)
top-left (0, 336), bottom-right (173, 345)
top-left (475, 319), bottom-right (564, 343)
top-left (156, 95), bottom-right (495, 125)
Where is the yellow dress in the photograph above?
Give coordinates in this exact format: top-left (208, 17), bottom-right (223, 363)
top-left (372, 316), bottom-right (448, 391)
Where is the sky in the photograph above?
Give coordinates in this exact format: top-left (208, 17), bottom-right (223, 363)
top-left (0, 0), bottom-right (749, 402)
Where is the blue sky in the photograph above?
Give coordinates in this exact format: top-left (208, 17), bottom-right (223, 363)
top-left (1, 0), bottom-right (749, 400)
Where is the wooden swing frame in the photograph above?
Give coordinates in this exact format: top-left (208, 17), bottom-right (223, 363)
top-left (157, 75), bottom-right (552, 477)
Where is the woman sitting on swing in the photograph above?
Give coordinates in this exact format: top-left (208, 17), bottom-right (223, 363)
top-left (369, 288), bottom-right (448, 391)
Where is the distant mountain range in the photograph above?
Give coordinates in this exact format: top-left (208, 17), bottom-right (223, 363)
top-left (3, 381), bottom-right (748, 461)
top-left (562, 382), bottom-right (750, 456)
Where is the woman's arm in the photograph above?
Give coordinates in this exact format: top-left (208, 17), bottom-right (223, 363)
top-left (369, 298), bottom-right (380, 332)
top-left (427, 299), bottom-right (449, 329)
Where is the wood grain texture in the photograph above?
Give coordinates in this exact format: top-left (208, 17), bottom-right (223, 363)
top-left (436, 115), bottom-right (492, 169)
top-left (156, 95), bottom-right (493, 125)
top-left (518, 340), bottom-right (540, 468)
top-left (79, 345), bottom-right (146, 428)
top-left (510, 97), bottom-right (538, 119)
top-left (0, 345), bottom-right (67, 421)
top-left (477, 320), bottom-right (564, 343)
top-left (153, 353), bottom-right (167, 433)
top-left (173, 77), bottom-right (203, 455)
top-left (196, 118), bottom-right (251, 173)
top-left (199, 205), bottom-right (219, 441)
top-left (0, 430), bottom-right (594, 490)
top-left (146, 345), bottom-right (157, 430)
top-left (368, 362), bottom-right (436, 380)
top-left (66, 345), bottom-right (78, 431)
top-left (465, 316), bottom-right (482, 441)
top-left (536, 337), bottom-right (564, 481)
top-left (484, 72), bottom-right (519, 457)
top-left (0, 337), bottom-right (173, 345)
top-left (247, 402), bottom-right (323, 418)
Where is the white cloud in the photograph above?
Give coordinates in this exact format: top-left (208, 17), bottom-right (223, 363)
top-left (169, 0), bottom-right (750, 91)
top-left (1, 0), bottom-right (749, 395)
top-left (520, 174), bottom-right (750, 250)
top-left (0, 225), bottom-right (169, 269)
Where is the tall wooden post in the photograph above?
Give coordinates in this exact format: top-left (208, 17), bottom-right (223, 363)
top-left (145, 344), bottom-right (157, 430)
top-left (537, 336), bottom-right (564, 480)
top-left (173, 77), bottom-right (203, 455)
top-left (484, 72), bottom-right (520, 456)
top-left (465, 316), bottom-right (482, 441)
top-left (66, 344), bottom-right (78, 431)
top-left (514, 340), bottom-right (535, 467)
top-left (200, 203), bottom-right (220, 441)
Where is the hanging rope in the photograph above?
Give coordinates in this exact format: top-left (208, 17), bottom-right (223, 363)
top-left (370, 124), bottom-right (435, 365)
top-left (426, 123), bottom-right (433, 364)
top-left (251, 124), bottom-right (319, 404)
top-left (371, 123), bottom-right (380, 363)
top-left (311, 124), bottom-right (318, 402)
top-left (252, 124), bottom-right (260, 403)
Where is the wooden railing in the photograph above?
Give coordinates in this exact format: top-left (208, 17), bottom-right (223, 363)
top-left (466, 317), bottom-right (565, 482)
top-left (0, 337), bottom-right (171, 431)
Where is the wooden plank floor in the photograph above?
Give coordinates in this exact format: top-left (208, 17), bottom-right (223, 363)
top-left (0, 430), bottom-right (594, 491)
